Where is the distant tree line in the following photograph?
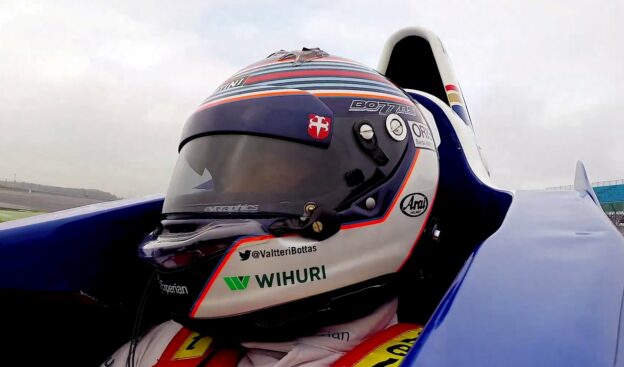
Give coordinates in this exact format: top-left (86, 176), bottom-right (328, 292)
top-left (0, 181), bottom-right (118, 201)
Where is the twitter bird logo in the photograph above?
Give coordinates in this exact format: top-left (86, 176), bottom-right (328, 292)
top-left (239, 250), bottom-right (251, 261)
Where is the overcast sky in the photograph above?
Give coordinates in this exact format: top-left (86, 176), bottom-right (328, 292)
top-left (1, 0), bottom-right (622, 198)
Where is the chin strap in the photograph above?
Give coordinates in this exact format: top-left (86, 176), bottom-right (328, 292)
top-left (269, 207), bottom-right (341, 241)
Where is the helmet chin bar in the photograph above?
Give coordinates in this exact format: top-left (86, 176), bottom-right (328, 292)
top-left (269, 206), bottom-right (341, 241)
top-left (175, 273), bottom-right (399, 342)
top-left (140, 219), bottom-right (266, 270)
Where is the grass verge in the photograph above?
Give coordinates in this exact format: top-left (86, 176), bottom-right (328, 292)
top-left (0, 209), bottom-right (45, 223)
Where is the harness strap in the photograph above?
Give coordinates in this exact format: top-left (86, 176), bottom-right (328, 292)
top-left (154, 327), bottom-right (242, 367)
top-left (331, 323), bottom-right (423, 367)
top-left (155, 322), bottom-right (422, 367)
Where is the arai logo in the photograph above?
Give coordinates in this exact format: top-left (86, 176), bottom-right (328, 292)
top-left (400, 193), bottom-right (428, 217)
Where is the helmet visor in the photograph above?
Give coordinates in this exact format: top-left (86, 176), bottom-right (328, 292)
top-left (163, 133), bottom-right (382, 216)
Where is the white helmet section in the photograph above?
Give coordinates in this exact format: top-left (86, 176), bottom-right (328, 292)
top-left (191, 107), bottom-right (440, 319)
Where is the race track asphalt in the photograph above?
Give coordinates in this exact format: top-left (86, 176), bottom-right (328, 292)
top-left (0, 188), bottom-right (105, 212)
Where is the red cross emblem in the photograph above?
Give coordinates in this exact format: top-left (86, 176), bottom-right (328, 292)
top-left (307, 114), bottom-right (331, 140)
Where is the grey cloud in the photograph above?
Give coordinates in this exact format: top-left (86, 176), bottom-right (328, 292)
top-left (0, 0), bottom-right (622, 198)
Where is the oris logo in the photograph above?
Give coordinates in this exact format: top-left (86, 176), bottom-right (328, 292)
top-left (407, 120), bottom-right (435, 151)
top-left (400, 193), bottom-right (428, 217)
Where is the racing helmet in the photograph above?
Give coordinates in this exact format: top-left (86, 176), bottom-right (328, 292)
top-left (140, 48), bottom-right (440, 340)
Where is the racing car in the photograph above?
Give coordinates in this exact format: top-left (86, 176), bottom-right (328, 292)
top-left (1, 28), bottom-right (622, 367)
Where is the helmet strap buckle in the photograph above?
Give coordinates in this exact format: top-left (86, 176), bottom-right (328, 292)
top-left (269, 206), bottom-right (340, 241)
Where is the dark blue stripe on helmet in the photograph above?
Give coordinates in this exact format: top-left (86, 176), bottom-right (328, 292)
top-left (261, 76), bottom-right (397, 89)
top-left (202, 81), bottom-right (405, 105)
top-left (182, 94), bottom-right (334, 151)
top-left (294, 84), bottom-right (405, 96)
top-left (202, 85), bottom-right (287, 104)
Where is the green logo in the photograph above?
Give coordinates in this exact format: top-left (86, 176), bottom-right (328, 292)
top-left (223, 275), bottom-right (250, 291)
top-left (223, 265), bottom-right (327, 291)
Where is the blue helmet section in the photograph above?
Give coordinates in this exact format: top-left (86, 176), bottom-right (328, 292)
top-left (180, 53), bottom-right (410, 151)
top-left (180, 92), bottom-right (334, 150)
